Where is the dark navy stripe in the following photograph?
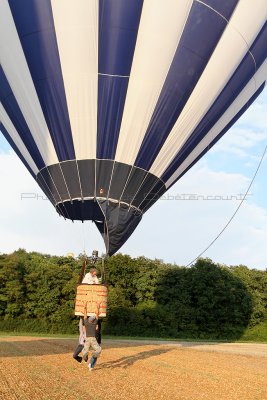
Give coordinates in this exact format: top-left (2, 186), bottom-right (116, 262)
top-left (36, 174), bottom-right (57, 206)
top-left (77, 160), bottom-right (95, 198)
top-left (97, 76), bottom-right (129, 159)
top-left (60, 161), bottom-right (82, 199)
top-left (108, 162), bottom-right (132, 200)
top-left (99, 0), bottom-right (143, 76)
top-left (0, 66), bottom-right (45, 170)
top-left (134, 0), bottom-right (237, 170)
top-left (161, 25), bottom-right (267, 183)
top-left (0, 123), bottom-right (36, 179)
top-left (200, 0), bottom-right (238, 19)
top-left (39, 168), bottom-right (61, 204)
top-left (162, 83), bottom-right (266, 187)
top-left (121, 167), bottom-right (147, 204)
top-left (56, 201), bottom-right (75, 221)
top-left (131, 174), bottom-right (161, 208)
top-left (8, 0), bottom-right (75, 161)
top-left (142, 182), bottom-right (166, 213)
top-left (95, 159), bottom-right (114, 198)
top-left (46, 164), bottom-right (70, 201)
top-left (96, 200), bottom-right (142, 256)
top-left (250, 22), bottom-right (267, 69)
top-left (97, 0), bottom-right (143, 159)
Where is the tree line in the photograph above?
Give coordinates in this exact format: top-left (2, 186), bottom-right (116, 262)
top-left (0, 249), bottom-right (266, 340)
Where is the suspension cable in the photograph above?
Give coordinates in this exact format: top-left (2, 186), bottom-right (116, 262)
top-left (82, 221), bottom-right (86, 255)
top-left (185, 143), bottom-right (267, 267)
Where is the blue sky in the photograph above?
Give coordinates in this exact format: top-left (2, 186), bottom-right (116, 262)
top-left (0, 89), bottom-right (266, 270)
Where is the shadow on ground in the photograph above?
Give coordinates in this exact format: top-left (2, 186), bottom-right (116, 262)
top-left (0, 337), bottom-right (173, 358)
top-left (99, 347), bottom-right (173, 369)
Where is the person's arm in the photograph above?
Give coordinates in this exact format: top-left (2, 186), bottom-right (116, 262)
top-left (79, 318), bottom-right (83, 333)
top-left (95, 302), bottom-right (100, 319)
top-left (82, 324), bottom-right (86, 340)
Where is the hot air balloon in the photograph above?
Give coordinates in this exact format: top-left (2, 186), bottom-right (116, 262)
top-left (0, 0), bottom-right (266, 257)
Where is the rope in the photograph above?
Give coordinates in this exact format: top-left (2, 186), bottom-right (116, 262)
top-left (101, 257), bottom-right (106, 285)
top-left (99, 222), bottom-right (107, 284)
top-left (82, 221), bottom-right (86, 255)
top-left (78, 256), bottom-right (87, 285)
top-left (185, 142), bottom-right (267, 267)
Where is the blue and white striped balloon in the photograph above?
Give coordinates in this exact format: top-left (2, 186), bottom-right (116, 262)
top-left (0, 0), bottom-right (266, 255)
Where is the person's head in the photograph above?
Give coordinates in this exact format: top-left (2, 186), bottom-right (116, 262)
top-left (90, 267), bottom-right (97, 276)
top-left (88, 316), bottom-right (96, 323)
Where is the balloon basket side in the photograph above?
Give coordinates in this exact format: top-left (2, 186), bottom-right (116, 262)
top-left (74, 284), bottom-right (108, 317)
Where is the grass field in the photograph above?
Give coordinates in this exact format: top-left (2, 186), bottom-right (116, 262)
top-left (0, 336), bottom-right (267, 400)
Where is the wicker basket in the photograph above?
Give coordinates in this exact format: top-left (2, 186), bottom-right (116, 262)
top-left (74, 284), bottom-right (108, 317)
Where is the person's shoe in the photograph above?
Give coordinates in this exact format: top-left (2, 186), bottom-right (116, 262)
top-left (73, 356), bottom-right (82, 363)
top-left (88, 363), bottom-right (93, 371)
top-left (83, 354), bottom-right (88, 362)
top-left (91, 356), bottom-right (97, 368)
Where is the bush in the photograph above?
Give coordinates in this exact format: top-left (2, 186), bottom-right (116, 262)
top-left (0, 251), bottom-right (266, 340)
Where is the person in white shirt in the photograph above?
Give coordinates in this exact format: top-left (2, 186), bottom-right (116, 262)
top-left (82, 267), bottom-right (99, 284)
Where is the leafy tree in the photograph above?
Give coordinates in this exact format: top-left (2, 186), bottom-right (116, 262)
top-left (0, 250), bottom-right (27, 318)
top-left (0, 251), bottom-right (265, 339)
top-left (230, 265), bottom-right (267, 326)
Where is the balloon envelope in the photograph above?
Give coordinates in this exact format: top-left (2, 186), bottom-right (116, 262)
top-left (0, 0), bottom-right (266, 255)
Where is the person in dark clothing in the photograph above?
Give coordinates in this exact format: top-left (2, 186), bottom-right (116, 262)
top-left (95, 319), bottom-right (102, 345)
top-left (73, 318), bottom-right (85, 363)
top-left (82, 316), bottom-right (102, 371)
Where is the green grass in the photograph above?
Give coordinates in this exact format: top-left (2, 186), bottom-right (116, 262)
top-left (0, 331), bottom-right (77, 339)
top-left (238, 321), bottom-right (267, 342)
top-left (1, 319), bottom-right (266, 343)
top-left (0, 331), bottom-right (266, 343)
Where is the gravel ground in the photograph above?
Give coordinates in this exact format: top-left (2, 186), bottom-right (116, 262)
top-left (0, 336), bottom-right (266, 400)
top-left (111, 339), bottom-right (267, 357)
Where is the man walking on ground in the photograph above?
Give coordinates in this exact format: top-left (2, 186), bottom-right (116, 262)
top-left (82, 315), bottom-right (102, 371)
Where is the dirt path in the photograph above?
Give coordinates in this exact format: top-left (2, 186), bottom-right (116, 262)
top-left (0, 336), bottom-right (266, 400)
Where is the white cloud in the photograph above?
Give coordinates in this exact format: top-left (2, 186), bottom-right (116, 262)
top-left (238, 91), bottom-right (267, 129)
top-left (0, 152), bottom-right (105, 257)
top-left (121, 163), bottom-right (267, 270)
top-left (210, 90), bottom-right (267, 159)
top-left (212, 127), bottom-right (267, 161)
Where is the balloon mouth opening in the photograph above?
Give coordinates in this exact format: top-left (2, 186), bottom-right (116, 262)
top-left (56, 198), bottom-right (109, 252)
top-left (56, 198), bottom-right (105, 223)
top-left (55, 198), bottom-right (143, 256)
